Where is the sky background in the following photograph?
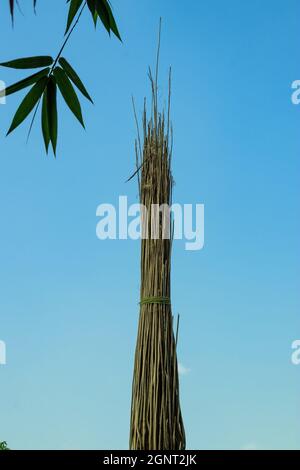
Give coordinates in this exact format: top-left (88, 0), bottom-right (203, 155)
top-left (0, 0), bottom-right (299, 450)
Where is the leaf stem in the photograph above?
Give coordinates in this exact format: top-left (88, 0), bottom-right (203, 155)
top-left (50, 1), bottom-right (87, 74)
top-left (27, 1), bottom-right (87, 142)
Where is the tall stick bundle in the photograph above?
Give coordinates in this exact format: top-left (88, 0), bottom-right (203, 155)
top-left (129, 41), bottom-right (186, 450)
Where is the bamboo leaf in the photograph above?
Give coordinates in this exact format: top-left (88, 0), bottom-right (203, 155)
top-left (0, 441), bottom-right (9, 451)
top-left (41, 88), bottom-right (50, 153)
top-left (95, 0), bottom-right (110, 35)
top-left (87, 0), bottom-right (98, 28)
top-left (86, 0), bottom-right (96, 16)
top-left (7, 77), bottom-right (47, 135)
top-left (59, 57), bottom-right (93, 103)
top-left (90, 0), bottom-right (121, 40)
top-left (92, 9), bottom-right (98, 27)
top-left (65, 0), bottom-right (84, 34)
top-left (8, 0), bottom-right (37, 22)
top-left (9, 0), bottom-right (14, 24)
top-left (53, 66), bottom-right (84, 127)
top-left (0, 56), bottom-right (53, 69)
top-left (0, 67), bottom-right (50, 98)
top-left (46, 77), bottom-right (58, 155)
top-left (103, 0), bottom-right (121, 41)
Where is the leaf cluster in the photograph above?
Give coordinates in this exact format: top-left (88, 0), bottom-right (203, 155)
top-left (0, 441), bottom-right (9, 451)
top-left (3, 0), bottom-right (121, 155)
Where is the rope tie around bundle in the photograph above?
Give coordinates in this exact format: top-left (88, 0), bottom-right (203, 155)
top-left (140, 296), bottom-right (171, 306)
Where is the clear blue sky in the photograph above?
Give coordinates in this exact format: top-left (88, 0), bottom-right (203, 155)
top-left (0, 0), bottom-right (299, 450)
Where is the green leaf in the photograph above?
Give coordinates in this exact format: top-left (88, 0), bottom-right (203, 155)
top-left (0, 441), bottom-right (9, 451)
top-left (86, 0), bottom-right (96, 17)
top-left (9, 0), bottom-right (14, 24)
top-left (7, 77), bottom-right (47, 135)
top-left (79, 0), bottom-right (96, 26)
top-left (65, 0), bottom-right (84, 34)
top-left (0, 56), bottom-right (53, 69)
top-left (53, 67), bottom-right (84, 127)
top-left (46, 77), bottom-right (58, 155)
top-left (0, 67), bottom-right (50, 98)
top-left (59, 57), bottom-right (93, 103)
top-left (92, 9), bottom-right (98, 27)
top-left (95, 0), bottom-right (110, 35)
top-left (41, 88), bottom-right (50, 153)
top-left (90, 1), bottom-right (121, 40)
top-left (9, 0), bottom-right (37, 24)
top-left (103, 0), bottom-right (121, 41)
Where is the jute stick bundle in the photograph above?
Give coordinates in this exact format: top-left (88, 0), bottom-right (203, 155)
top-left (129, 26), bottom-right (186, 450)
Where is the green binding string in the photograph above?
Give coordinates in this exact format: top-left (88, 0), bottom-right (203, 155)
top-left (140, 296), bottom-right (171, 305)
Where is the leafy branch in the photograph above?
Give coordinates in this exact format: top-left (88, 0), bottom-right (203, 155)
top-left (1, 0), bottom-right (121, 155)
top-left (0, 441), bottom-right (9, 450)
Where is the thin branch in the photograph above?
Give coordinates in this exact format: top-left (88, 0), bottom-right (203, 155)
top-left (50, 2), bottom-right (86, 74)
top-left (132, 96), bottom-right (142, 195)
top-left (27, 1), bottom-right (87, 142)
top-left (154, 17), bottom-right (162, 131)
top-left (132, 96), bottom-right (142, 163)
top-left (175, 313), bottom-right (180, 348)
top-left (167, 66), bottom-right (171, 145)
top-left (26, 98), bottom-right (41, 142)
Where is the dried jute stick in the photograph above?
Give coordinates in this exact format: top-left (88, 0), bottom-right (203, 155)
top-left (129, 20), bottom-right (186, 450)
